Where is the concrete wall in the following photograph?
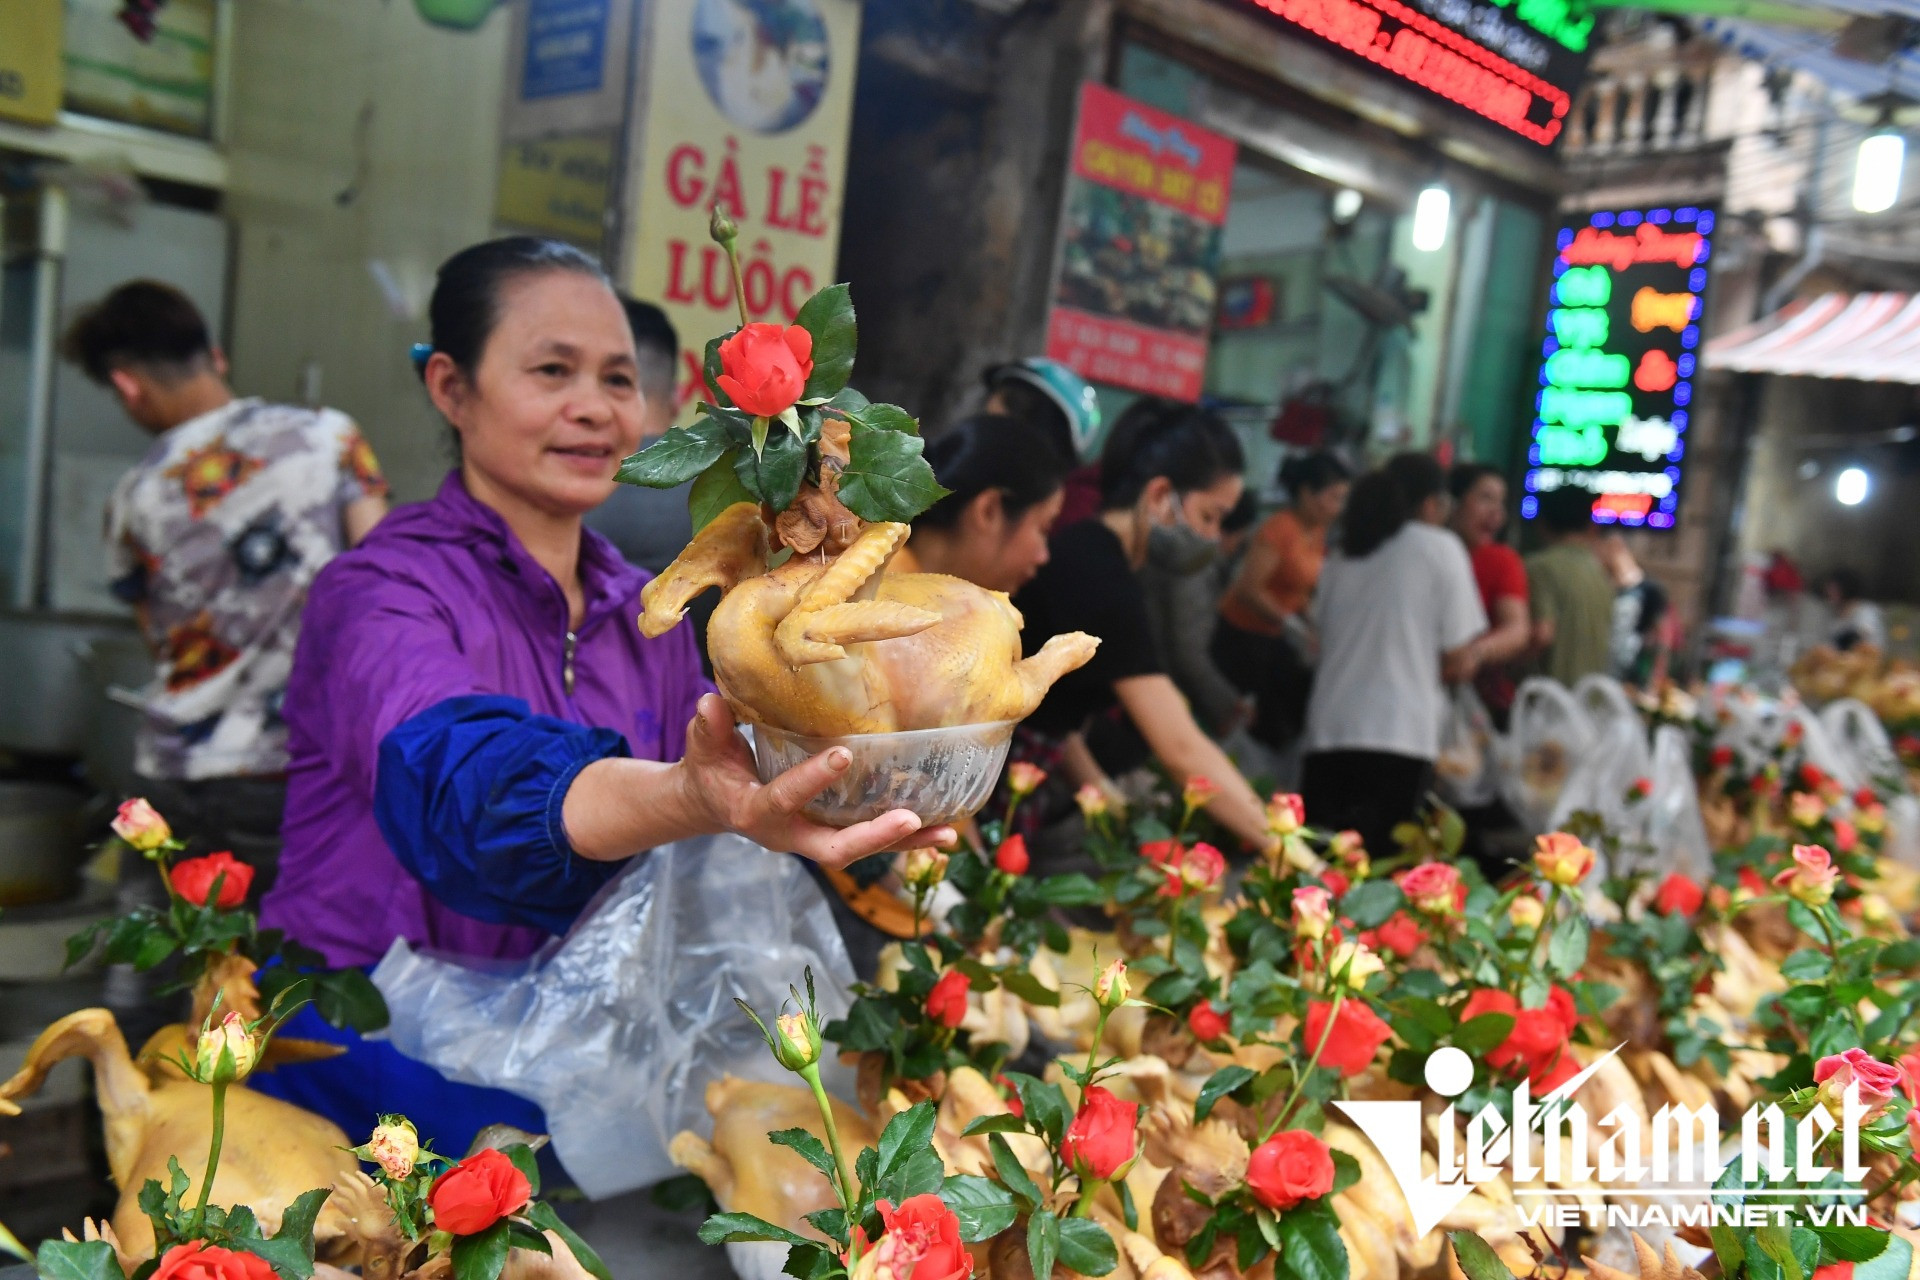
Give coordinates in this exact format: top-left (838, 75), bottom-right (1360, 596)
top-left (223, 0), bottom-right (509, 502)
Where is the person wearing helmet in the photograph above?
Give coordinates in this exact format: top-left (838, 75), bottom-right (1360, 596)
top-left (983, 358), bottom-right (1103, 527)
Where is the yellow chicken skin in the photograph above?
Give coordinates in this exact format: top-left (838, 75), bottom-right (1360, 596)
top-left (641, 505), bottom-right (1098, 737)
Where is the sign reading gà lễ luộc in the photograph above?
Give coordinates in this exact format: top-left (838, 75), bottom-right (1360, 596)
top-left (1525, 207), bottom-right (1716, 529)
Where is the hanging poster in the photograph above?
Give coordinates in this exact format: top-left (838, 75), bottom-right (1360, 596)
top-left (624, 0), bottom-right (861, 422)
top-left (1045, 83), bottom-right (1237, 403)
top-left (62, 0), bottom-right (216, 138)
top-left (0, 0), bottom-right (62, 126)
top-left (1523, 206), bottom-right (1716, 530)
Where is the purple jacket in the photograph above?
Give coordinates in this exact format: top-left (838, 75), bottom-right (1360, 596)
top-left (260, 472), bottom-right (708, 967)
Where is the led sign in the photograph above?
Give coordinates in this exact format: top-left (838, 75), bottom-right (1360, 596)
top-left (1228, 0), bottom-right (1588, 146)
top-left (1523, 207), bottom-right (1715, 530)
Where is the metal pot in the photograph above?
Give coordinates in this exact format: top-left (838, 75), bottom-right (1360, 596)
top-left (0, 780), bottom-right (89, 908)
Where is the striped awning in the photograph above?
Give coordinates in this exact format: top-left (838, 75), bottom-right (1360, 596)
top-left (1703, 291), bottom-right (1920, 381)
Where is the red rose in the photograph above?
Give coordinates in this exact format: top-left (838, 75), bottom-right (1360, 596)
top-left (994, 834), bottom-right (1030, 876)
top-left (1737, 865), bottom-right (1768, 896)
top-left (1187, 1000), bottom-right (1230, 1043)
top-left (1061, 1086), bottom-right (1140, 1182)
top-left (151, 1242), bottom-right (277, 1280)
top-left (1814, 1265), bottom-right (1855, 1280)
top-left (1834, 819), bottom-right (1858, 853)
top-left (1321, 869), bottom-right (1351, 898)
top-left (1302, 998), bottom-right (1392, 1077)
top-left (1362, 911), bottom-right (1424, 959)
top-left (428, 1147), bottom-right (531, 1235)
top-left (1463, 989), bottom-right (1576, 1086)
top-left (996, 1074), bottom-right (1024, 1118)
top-left (1801, 764), bottom-right (1828, 791)
top-left (1140, 839), bottom-right (1181, 866)
top-left (715, 322), bottom-right (814, 418)
top-left (1856, 787), bottom-right (1880, 809)
top-left (1710, 745), bottom-right (1734, 769)
top-left (1546, 985), bottom-right (1578, 1034)
top-left (1653, 874), bottom-right (1704, 917)
top-left (1530, 1047), bottom-right (1582, 1093)
top-left (1246, 1129), bottom-right (1335, 1211)
top-left (926, 969), bottom-right (971, 1029)
top-left (170, 851), bottom-right (253, 910)
top-left (1398, 861), bottom-right (1461, 915)
top-left (858, 1194), bottom-right (972, 1280)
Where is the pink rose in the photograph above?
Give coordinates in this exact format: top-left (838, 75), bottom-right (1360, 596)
top-left (1773, 843), bottom-right (1838, 906)
top-left (1815, 1047), bottom-right (1902, 1117)
top-left (1400, 861), bottom-right (1461, 916)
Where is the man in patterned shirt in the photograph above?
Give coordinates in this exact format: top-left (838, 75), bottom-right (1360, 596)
top-left (65, 281), bottom-right (389, 898)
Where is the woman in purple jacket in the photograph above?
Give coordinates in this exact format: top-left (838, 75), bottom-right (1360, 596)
top-left (255, 238), bottom-right (949, 1151)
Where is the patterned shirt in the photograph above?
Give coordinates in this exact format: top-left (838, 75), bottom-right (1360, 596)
top-left (107, 398), bottom-right (387, 780)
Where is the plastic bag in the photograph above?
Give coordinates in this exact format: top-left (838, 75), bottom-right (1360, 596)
top-left (371, 834), bottom-right (859, 1199)
top-left (1820, 698), bottom-right (1908, 793)
top-left (1634, 725), bottom-right (1713, 880)
top-left (1499, 678), bottom-right (1596, 833)
top-left (1547, 700), bottom-right (1652, 849)
top-left (1435, 684), bottom-right (1499, 809)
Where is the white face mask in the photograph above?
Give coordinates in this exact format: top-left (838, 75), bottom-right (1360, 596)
top-left (1146, 494), bottom-right (1218, 575)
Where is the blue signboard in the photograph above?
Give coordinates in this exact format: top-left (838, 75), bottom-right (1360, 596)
top-left (522, 0), bottom-right (609, 100)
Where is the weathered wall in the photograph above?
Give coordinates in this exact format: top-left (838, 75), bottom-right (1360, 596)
top-left (836, 0), bottom-right (1110, 433)
top-left (223, 0), bottom-right (509, 502)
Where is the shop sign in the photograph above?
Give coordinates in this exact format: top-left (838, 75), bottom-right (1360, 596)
top-left (1227, 0), bottom-right (1586, 146)
top-left (625, 0), bottom-right (859, 422)
top-left (495, 132), bottom-right (615, 248)
top-left (521, 0), bottom-right (610, 100)
top-left (0, 0), bottom-right (62, 127)
top-left (62, 0), bottom-right (216, 139)
top-left (1045, 83), bottom-right (1237, 402)
top-left (1523, 206), bottom-right (1716, 530)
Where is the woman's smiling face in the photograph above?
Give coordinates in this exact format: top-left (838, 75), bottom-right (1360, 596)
top-left (435, 269), bottom-right (643, 518)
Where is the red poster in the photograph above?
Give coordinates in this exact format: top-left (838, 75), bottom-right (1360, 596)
top-left (1046, 84), bottom-right (1237, 402)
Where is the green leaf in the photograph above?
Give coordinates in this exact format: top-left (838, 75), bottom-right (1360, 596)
top-left (1330, 1151), bottom-right (1361, 1195)
top-left (649, 1173), bottom-right (717, 1214)
top-left (1279, 1204), bottom-right (1347, 1280)
top-left (1341, 881), bottom-right (1403, 929)
top-left (696, 1212), bottom-right (813, 1248)
top-left (769, 1128), bottom-right (839, 1183)
top-left (989, 1133), bottom-right (1042, 1210)
top-left (1449, 1229), bottom-right (1516, 1280)
top-left (793, 284), bottom-right (856, 401)
top-left (998, 969), bottom-right (1061, 1008)
top-left (449, 1220), bottom-right (512, 1280)
top-left (878, 1100), bottom-right (938, 1182)
top-left (1057, 1217), bottom-right (1119, 1276)
top-left (1781, 949), bottom-right (1834, 982)
top-left (307, 968), bottom-right (387, 1032)
top-left (827, 386), bottom-right (870, 414)
top-left (1857, 1232), bottom-right (1912, 1280)
top-left (1754, 1223), bottom-right (1807, 1280)
top-left (941, 1174), bottom-right (1019, 1243)
top-left (837, 417), bottom-right (947, 523)
top-left (783, 1243), bottom-right (839, 1280)
top-left (848, 401), bottom-right (920, 437)
top-left (617, 418), bottom-right (736, 489)
top-left (506, 1222), bottom-right (553, 1256)
top-left (732, 427), bottom-right (806, 510)
top-left (879, 1145), bottom-right (947, 1203)
top-left (690, 454), bottom-right (757, 533)
top-left (527, 1202), bottom-right (614, 1280)
top-left (1027, 1209), bottom-right (1060, 1280)
top-left (961, 1114), bottom-right (1031, 1137)
top-left (501, 1145), bottom-right (542, 1198)
top-left (1195, 1066), bottom-right (1257, 1121)
top-left (1548, 914), bottom-right (1590, 977)
top-left (34, 1240), bottom-right (127, 1280)
top-left (1034, 874), bottom-right (1106, 907)
top-left (1119, 1178), bottom-right (1138, 1232)
top-left (1008, 1075), bottom-right (1072, 1146)
top-left (63, 920), bottom-right (108, 971)
top-left (702, 335), bottom-right (733, 406)
top-left (1453, 1013), bottom-right (1515, 1054)
top-left (1817, 1227), bottom-right (1891, 1264)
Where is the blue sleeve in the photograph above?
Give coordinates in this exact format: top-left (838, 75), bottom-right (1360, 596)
top-left (373, 694), bottom-right (629, 934)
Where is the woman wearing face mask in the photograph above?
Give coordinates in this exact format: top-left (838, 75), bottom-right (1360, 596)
top-left (1302, 453), bottom-right (1487, 857)
top-left (1012, 398), bottom-right (1275, 850)
top-left (253, 238), bottom-right (949, 1151)
top-left (1213, 450), bottom-right (1352, 750)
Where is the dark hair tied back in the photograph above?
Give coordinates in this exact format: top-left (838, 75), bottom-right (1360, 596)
top-left (1341, 451), bottom-right (1447, 558)
top-left (421, 236), bottom-right (610, 379)
top-left (1098, 397), bottom-right (1245, 509)
top-left (1278, 449), bottom-right (1351, 498)
top-left (917, 414), bottom-right (1069, 530)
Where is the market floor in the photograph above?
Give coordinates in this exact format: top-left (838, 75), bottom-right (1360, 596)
top-left (561, 1189), bottom-right (732, 1278)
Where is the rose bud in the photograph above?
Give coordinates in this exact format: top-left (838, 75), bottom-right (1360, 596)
top-left (1183, 775), bottom-right (1220, 812)
top-left (1328, 829), bottom-right (1366, 869)
top-left (170, 851), bottom-right (254, 911)
top-left (902, 847), bottom-right (949, 891)
top-left (1653, 874), bottom-right (1704, 918)
top-left (1789, 792), bottom-right (1826, 828)
top-left (1009, 761), bottom-right (1048, 797)
top-left (1246, 1129), bottom-right (1335, 1211)
top-left (367, 1117), bottom-right (421, 1180)
top-left (1075, 784), bottom-right (1110, 821)
top-left (994, 834), bottom-right (1030, 877)
top-left (1363, 911), bottom-right (1424, 959)
top-left (1292, 885), bottom-right (1333, 940)
top-left (1062, 1086), bottom-right (1141, 1184)
top-left (112, 797), bottom-right (172, 852)
top-left (1187, 1000), bottom-right (1230, 1043)
top-left (774, 1010), bottom-right (823, 1072)
top-left (715, 323), bottom-right (814, 419)
top-left (195, 1011), bottom-right (257, 1085)
top-left (1400, 861), bottom-right (1462, 916)
top-left (926, 969), bottom-right (971, 1029)
top-left (1093, 959), bottom-right (1130, 1010)
top-left (429, 1147), bottom-right (532, 1236)
top-left (1773, 843), bottom-right (1838, 906)
top-left (1328, 940), bottom-right (1383, 990)
top-left (1181, 842), bottom-right (1227, 893)
top-left (1533, 832), bottom-right (1596, 887)
top-left (708, 205), bottom-right (739, 245)
top-left (1321, 869), bottom-right (1351, 899)
top-left (1815, 1047), bottom-right (1903, 1120)
top-left (1508, 894), bottom-right (1546, 931)
top-left (1266, 792), bottom-right (1306, 837)
top-left (1628, 777), bottom-right (1653, 801)
top-left (1833, 819), bottom-right (1859, 854)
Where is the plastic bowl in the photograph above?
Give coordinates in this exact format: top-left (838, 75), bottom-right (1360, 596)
top-left (749, 720), bottom-right (1018, 826)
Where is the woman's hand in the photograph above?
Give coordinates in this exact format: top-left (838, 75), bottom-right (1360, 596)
top-left (675, 695), bottom-right (958, 869)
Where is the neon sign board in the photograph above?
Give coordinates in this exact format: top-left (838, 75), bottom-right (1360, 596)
top-left (1523, 207), bottom-right (1715, 530)
top-left (1229, 0), bottom-right (1588, 145)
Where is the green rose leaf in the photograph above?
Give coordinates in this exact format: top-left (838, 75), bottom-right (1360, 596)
top-left (449, 1219), bottom-right (512, 1280)
top-left (696, 1212), bottom-right (813, 1248)
top-left (1340, 881), bottom-right (1403, 930)
top-left (1817, 1226), bottom-right (1892, 1265)
top-left (877, 1100), bottom-right (938, 1184)
top-left (1548, 914), bottom-right (1591, 977)
top-left (1195, 1065), bottom-right (1258, 1122)
top-left (34, 1240), bottom-right (126, 1280)
top-left (1057, 1217), bottom-right (1119, 1277)
top-left (960, 1114), bottom-right (1030, 1137)
top-left (689, 453), bottom-right (757, 533)
top-left (703, 334), bottom-right (736, 407)
top-left (1331, 1150), bottom-right (1362, 1195)
top-left (940, 1174), bottom-right (1020, 1243)
top-left (309, 968), bottom-right (389, 1034)
top-left (997, 969), bottom-right (1061, 1008)
top-left (1278, 1208), bottom-right (1347, 1280)
top-left (526, 1202), bottom-right (613, 1280)
top-left (1027, 1209), bottom-right (1060, 1280)
top-left (1453, 1013), bottom-right (1515, 1054)
top-left (1449, 1230), bottom-right (1516, 1280)
top-left (732, 427), bottom-right (807, 511)
top-left (769, 1128), bottom-right (838, 1183)
top-left (617, 417), bottom-right (736, 489)
top-left (847, 401), bottom-right (920, 437)
top-left (794, 284), bottom-right (856, 401)
top-left (989, 1133), bottom-right (1043, 1210)
top-left (837, 415), bottom-right (947, 523)
top-left (501, 1145), bottom-right (542, 1197)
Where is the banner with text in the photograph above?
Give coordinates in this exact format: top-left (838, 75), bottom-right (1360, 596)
top-left (625, 0), bottom-right (861, 421)
top-left (1045, 83), bottom-right (1236, 403)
